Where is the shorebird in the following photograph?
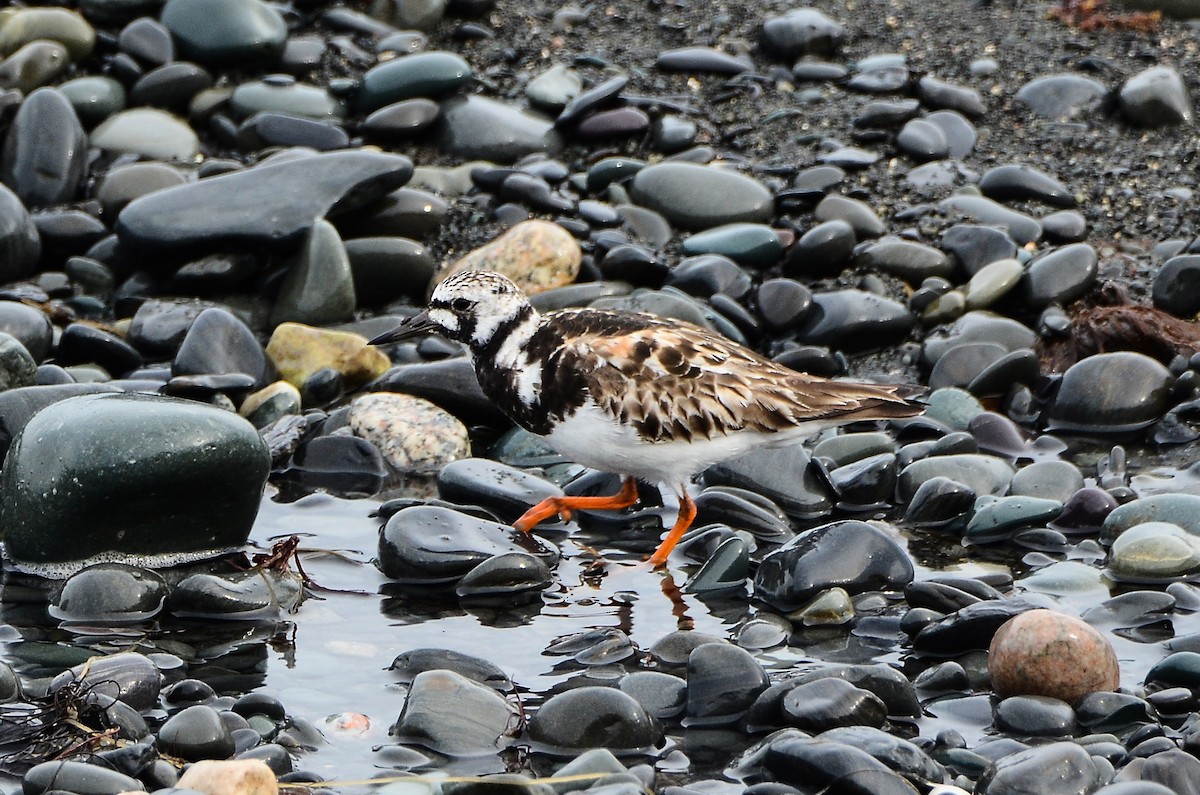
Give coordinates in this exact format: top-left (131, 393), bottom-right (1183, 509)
top-left (371, 270), bottom-right (922, 567)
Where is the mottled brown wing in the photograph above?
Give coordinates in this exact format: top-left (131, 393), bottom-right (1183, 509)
top-left (554, 314), bottom-right (921, 443)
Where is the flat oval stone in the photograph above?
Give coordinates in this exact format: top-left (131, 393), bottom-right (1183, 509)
top-left (527, 686), bottom-right (661, 753)
top-left (1023, 242), bottom-right (1097, 308)
top-left (158, 704), bottom-right (235, 761)
top-left (898, 453), bottom-right (1014, 502)
top-left (436, 457), bottom-right (561, 523)
top-left (362, 98), bottom-right (441, 139)
top-left (657, 46), bottom-right (750, 74)
top-left (378, 505), bottom-right (556, 582)
top-left (117, 150), bottom-right (412, 254)
top-left (435, 94), bottom-right (563, 163)
top-left (681, 223), bottom-right (783, 268)
top-left (1015, 73), bottom-right (1107, 120)
top-left (229, 78), bottom-right (343, 120)
top-left (0, 40), bottom-right (70, 93)
top-left (394, 669), bottom-right (514, 755)
top-left (1102, 493), bottom-right (1200, 543)
top-left (814, 194), bottom-right (885, 238)
top-left (0, 302), bottom-right (52, 361)
top-left (356, 51), bottom-right (471, 113)
top-left (939, 195), bottom-right (1041, 245)
top-left (51, 562), bottom-right (168, 624)
top-left (90, 108), bottom-right (199, 160)
top-left (979, 164), bottom-right (1075, 208)
top-left (0, 7), bottom-right (95, 61)
top-left (853, 238), bottom-right (951, 281)
top-left (966, 495), bottom-right (1065, 543)
top-left (161, 0), bottom-right (286, 66)
top-left (1, 392), bottom-right (270, 576)
top-left (629, 162), bottom-right (773, 231)
top-left (795, 289), bottom-right (914, 353)
top-left (436, 219), bottom-right (580, 296)
top-left (1109, 521), bottom-right (1200, 580)
top-left (57, 75), bottom-right (126, 125)
top-left (686, 643), bottom-right (768, 724)
top-left (266, 323), bottom-right (390, 389)
top-left (754, 520), bottom-right (914, 610)
top-left (1047, 352), bottom-right (1172, 433)
top-left (23, 761), bottom-right (143, 795)
top-left (0, 87), bottom-right (86, 207)
top-left (759, 736), bottom-right (918, 795)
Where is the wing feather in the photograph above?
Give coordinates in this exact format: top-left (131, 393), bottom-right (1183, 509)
top-left (543, 308), bottom-right (921, 443)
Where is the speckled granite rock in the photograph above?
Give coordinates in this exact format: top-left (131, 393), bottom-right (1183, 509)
top-left (349, 392), bottom-right (470, 472)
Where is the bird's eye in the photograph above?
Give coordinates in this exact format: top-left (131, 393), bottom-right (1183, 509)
top-left (451, 298), bottom-right (472, 312)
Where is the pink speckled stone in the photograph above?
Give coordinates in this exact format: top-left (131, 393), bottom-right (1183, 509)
top-left (989, 609), bottom-right (1119, 702)
top-left (349, 393), bottom-right (469, 472)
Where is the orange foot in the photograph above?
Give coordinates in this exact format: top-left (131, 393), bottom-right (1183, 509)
top-left (513, 477), bottom-right (639, 532)
top-left (647, 490), bottom-right (697, 568)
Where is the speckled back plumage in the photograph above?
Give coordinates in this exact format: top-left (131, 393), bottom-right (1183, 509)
top-left (431, 270), bottom-right (921, 446)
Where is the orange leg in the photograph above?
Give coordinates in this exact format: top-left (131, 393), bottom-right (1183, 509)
top-left (647, 489), bottom-right (697, 568)
top-left (513, 477), bottom-right (640, 532)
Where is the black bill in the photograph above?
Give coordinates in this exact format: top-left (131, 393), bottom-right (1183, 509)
top-left (368, 310), bottom-right (439, 345)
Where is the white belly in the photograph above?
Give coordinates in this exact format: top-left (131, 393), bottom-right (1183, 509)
top-left (541, 400), bottom-right (823, 493)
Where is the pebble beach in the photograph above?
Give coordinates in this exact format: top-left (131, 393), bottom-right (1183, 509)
top-left (1, 0), bottom-right (1200, 793)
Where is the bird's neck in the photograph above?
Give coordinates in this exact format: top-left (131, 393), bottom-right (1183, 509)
top-left (469, 302), bottom-right (540, 371)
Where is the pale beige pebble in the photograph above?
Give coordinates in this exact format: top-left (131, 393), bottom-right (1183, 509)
top-left (176, 759), bottom-right (278, 795)
top-left (988, 608), bottom-right (1119, 702)
top-left (433, 219), bottom-right (581, 296)
top-left (265, 322), bottom-right (391, 389)
top-left (349, 392), bottom-right (469, 472)
top-left (0, 7), bottom-right (96, 60)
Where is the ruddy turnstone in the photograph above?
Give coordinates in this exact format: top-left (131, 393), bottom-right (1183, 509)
top-left (371, 270), bottom-right (923, 567)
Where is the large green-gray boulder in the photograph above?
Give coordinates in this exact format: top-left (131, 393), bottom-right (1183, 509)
top-left (1, 392), bottom-right (270, 576)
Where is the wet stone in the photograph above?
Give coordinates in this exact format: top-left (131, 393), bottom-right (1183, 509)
top-left (57, 74), bottom-right (126, 126)
top-left (90, 108), bottom-right (200, 161)
top-left (1, 393), bottom-right (270, 576)
top-left (270, 219), bottom-right (356, 327)
top-left (1102, 493), bottom-right (1200, 542)
top-left (980, 164), bottom-right (1075, 208)
top-left (814, 194), bottom-right (884, 238)
top-left (394, 669), bottom-right (514, 756)
top-left (819, 726), bottom-right (946, 784)
top-left (706, 444), bottom-right (831, 520)
top-left (757, 278), bottom-right (813, 333)
top-left (993, 695), bottom-right (1076, 736)
top-left (928, 342), bottom-right (1007, 391)
top-left (1, 87), bottom-right (86, 208)
top-left (940, 195), bottom-right (1041, 245)
top-left (436, 457), bottom-right (561, 523)
top-left (0, 331), bottom-right (36, 390)
top-left (0, 302), bottom-right (51, 361)
top-left (1047, 352), bottom-right (1172, 433)
top-left (132, 62), bottom-right (214, 112)
top-left (896, 118), bottom-right (948, 161)
top-left (1015, 73), bottom-right (1107, 120)
top-left (1009, 461), bottom-right (1084, 503)
top-left (436, 95), bottom-right (563, 163)
top-left (117, 150), bottom-right (413, 254)
top-left (966, 496), bottom-right (1064, 543)
top-left (49, 651), bottom-right (162, 711)
top-left (1109, 521), bottom-right (1200, 580)
top-left (757, 736), bottom-right (920, 795)
top-left (0, 183), bottom-right (41, 281)
top-left (1074, 691), bottom-right (1152, 733)
top-left (754, 520), bottom-right (914, 610)
top-left (963, 258), bottom-right (1024, 310)
top-left (527, 686), bottom-right (662, 753)
top-left (390, 648), bottom-right (512, 691)
top-left (525, 64), bottom-right (581, 112)
top-left (989, 609), bottom-right (1119, 701)
top-left (355, 51), bottom-right (471, 113)
top-left (160, 0), bottom-right (286, 66)
top-left (940, 224), bottom-right (1019, 277)
top-left (925, 110), bottom-right (977, 158)
top-left (173, 568), bottom-right (301, 618)
top-left (781, 678), bottom-right (886, 732)
top-left (1023, 242), bottom-right (1097, 308)
top-left (22, 761), bottom-right (143, 795)
top-left (853, 238), bottom-right (952, 282)
top-left (619, 671), bottom-right (687, 719)
top-left (629, 162), bottom-right (773, 231)
top-left (362, 98), bottom-right (441, 139)
top-left (173, 307), bottom-right (272, 387)
top-left (795, 289), bottom-right (913, 353)
top-left (284, 434), bottom-right (387, 496)
top-left (667, 255), bottom-right (752, 298)
top-left (905, 476), bottom-right (975, 528)
top-left (785, 219), bottom-right (856, 276)
top-left (56, 323), bottom-right (142, 376)
top-left (0, 40), bottom-right (71, 93)
top-left (50, 563), bottom-right (168, 624)
top-left (1152, 255), bottom-right (1200, 318)
top-left (1051, 487), bottom-right (1117, 535)
top-left (681, 223), bottom-right (783, 268)
top-left (976, 741), bottom-right (1105, 795)
top-left (348, 392), bottom-right (469, 473)
top-left (267, 323), bottom-right (390, 389)
top-left (759, 8), bottom-right (844, 59)
top-left (455, 552), bottom-right (552, 597)
top-left (1119, 66), bottom-right (1193, 127)
top-left (685, 642), bottom-right (768, 725)
top-left (378, 505), bottom-right (557, 583)
top-left (368, 357), bottom-right (504, 426)
top-left (917, 74), bottom-right (985, 117)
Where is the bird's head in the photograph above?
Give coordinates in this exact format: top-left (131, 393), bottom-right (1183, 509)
top-left (369, 270), bottom-right (532, 349)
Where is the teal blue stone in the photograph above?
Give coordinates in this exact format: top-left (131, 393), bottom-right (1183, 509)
top-left (1101, 493), bottom-right (1200, 544)
top-left (1, 392), bottom-right (270, 574)
top-left (355, 51), bottom-right (472, 113)
top-left (681, 223), bottom-right (783, 268)
top-left (965, 495), bottom-right (1064, 542)
top-left (161, 0), bottom-right (286, 66)
top-left (1146, 651), bottom-right (1200, 689)
top-left (923, 387), bottom-right (984, 430)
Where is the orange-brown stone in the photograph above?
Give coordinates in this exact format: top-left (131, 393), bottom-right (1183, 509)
top-left (988, 608), bottom-right (1119, 702)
